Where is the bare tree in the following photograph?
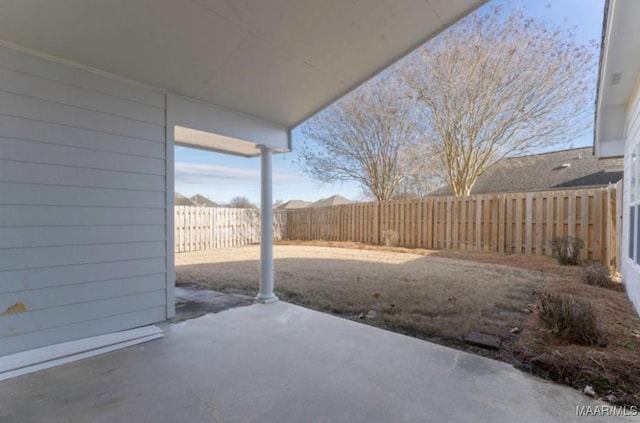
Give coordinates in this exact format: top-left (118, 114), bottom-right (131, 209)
top-left (228, 196), bottom-right (256, 209)
top-left (394, 144), bottom-right (447, 198)
top-left (301, 76), bottom-right (426, 201)
top-left (402, 4), bottom-right (597, 196)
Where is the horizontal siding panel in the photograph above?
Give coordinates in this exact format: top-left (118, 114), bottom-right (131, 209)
top-left (0, 115), bottom-right (165, 158)
top-left (0, 205), bottom-right (165, 227)
top-left (0, 46), bottom-right (169, 356)
top-left (0, 274), bottom-right (165, 313)
top-left (0, 182), bottom-right (165, 208)
top-left (0, 136), bottom-right (165, 175)
top-left (0, 225), bottom-right (166, 249)
top-left (0, 45), bottom-right (165, 108)
top-left (0, 291), bottom-right (166, 337)
top-left (0, 258), bottom-right (166, 294)
top-left (0, 306), bottom-right (167, 356)
top-left (0, 67), bottom-right (165, 125)
top-left (0, 159), bottom-right (165, 191)
top-left (0, 241), bottom-right (166, 271)
top-left (0, 91), bottom-right (164, 142)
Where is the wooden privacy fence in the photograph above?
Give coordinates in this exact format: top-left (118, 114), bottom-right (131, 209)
top-left (286, 183), bottom-right (621, 266)
top-left (175, 206), bottom-right (287, 253)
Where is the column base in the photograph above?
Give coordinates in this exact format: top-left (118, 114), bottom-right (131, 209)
top-left (255, 293), bottom-right (279, 304)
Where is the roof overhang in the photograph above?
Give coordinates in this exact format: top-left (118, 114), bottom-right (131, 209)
top-left (0, 0), bottom-right (486, 156)
top-left (594, 0), bottom-right (640, 159)
top-left (173, 95), bottom-right (290, 157)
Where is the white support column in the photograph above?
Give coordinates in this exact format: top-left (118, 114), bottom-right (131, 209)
top-left (257, 145), bottom-right (279, 303)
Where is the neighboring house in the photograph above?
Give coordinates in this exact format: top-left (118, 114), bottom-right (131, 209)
top-left (190, 194), bottom-right (219, 207)
top-left (276, 200), bottom-right (312, 210)
top-left (432, 147), bottom-right (623, 196)
top-left (595, 0), bottom-right (640, 314)
top-left (0, 1), bottom-right (487, 374)
top-left (308, 195), bottom-right (354, 208)
top-left (174, 192), bottom-right (197, 207)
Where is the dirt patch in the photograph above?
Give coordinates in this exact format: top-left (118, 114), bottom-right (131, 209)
top-left (176, 244), bottom-right (550, 365)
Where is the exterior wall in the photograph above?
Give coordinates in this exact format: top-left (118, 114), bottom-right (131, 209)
top-left (0, 45), bottom-right (169, 355)
top-left (622, 77), bottom-right (640, 312)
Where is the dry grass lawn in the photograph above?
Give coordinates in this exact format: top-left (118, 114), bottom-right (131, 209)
top-left (176, 244), bottom-right (550, 362)
top-left (176, 240), bottom-right (640, 405)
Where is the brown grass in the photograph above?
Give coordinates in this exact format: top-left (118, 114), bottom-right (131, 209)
top-left (177, 243), bottom-right (550, 363)
top-left (275, 239), bottom-right (577, 277)
top-left (177, 240), bottom-right (640, 405)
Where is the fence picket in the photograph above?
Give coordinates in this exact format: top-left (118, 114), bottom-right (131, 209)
top-left (175, 185), bottom-right (621, 267)
top-left (174, 206), bottom-right (286, 253)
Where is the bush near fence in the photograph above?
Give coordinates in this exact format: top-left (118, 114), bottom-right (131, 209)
top-left (285, 183), bottom-right (621, 267)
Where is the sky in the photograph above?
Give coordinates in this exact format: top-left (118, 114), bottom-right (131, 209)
top-left (174, 0), bottom-right (606, 206)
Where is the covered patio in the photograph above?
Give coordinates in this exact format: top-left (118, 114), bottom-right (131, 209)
top-left (0, 0), bottom-right (490, 362)
top-left (0, 0), bottom-right (622, 420)
top-left (0, 302), bottom-right (621, 422)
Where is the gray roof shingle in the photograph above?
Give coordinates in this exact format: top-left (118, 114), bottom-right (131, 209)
top-left (190, 194), bottom-right (219, 207)
top-left (276, 200), bottom-right (312, 209)
top-left (432, 148), bottom-right (623, 196)
top-left (174, 192), bottom-right (197, 206)
top-left (308, 195), bottom-right (353, 208)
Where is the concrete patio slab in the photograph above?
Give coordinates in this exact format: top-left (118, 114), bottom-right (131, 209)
top-left (0, 302), bottom-right (633, 423)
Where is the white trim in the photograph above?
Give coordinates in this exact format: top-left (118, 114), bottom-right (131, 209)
top-left (165, 92), bottom-right (176, 319)
top-left (173, 95), bottom-right (289, 151)
top-left (0, 326), bottom-right (163, 380)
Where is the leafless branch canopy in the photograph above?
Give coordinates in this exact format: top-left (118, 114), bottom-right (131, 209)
top-left (301, 5), bottom-right (597, 198)
top-left (402, 4), bottom-right (597, 195)
top-left (301, 77), bottom-right (424, 201)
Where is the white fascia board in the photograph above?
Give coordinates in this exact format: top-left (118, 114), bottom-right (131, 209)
top-left (596, 103), bottom-right (626, 158)
top-left (172, 94), bottom-right (290, 156)
top-left (599, 138), bottom-right (625, 158)
top-left (594, 20), bottom-right (609, 155)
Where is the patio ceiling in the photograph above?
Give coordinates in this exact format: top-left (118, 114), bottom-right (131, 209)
top-left (0, 0), bottom-right (486, 154)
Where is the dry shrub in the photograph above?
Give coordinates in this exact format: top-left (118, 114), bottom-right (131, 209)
top-left (581, 262), bottom-right (619, 290)
top-left (550, 236), bottom-right (584, 265)
top-left (381, 230), bottom-right (399, 247)
top-left (517, 275), bottom-right (640, 406)
top-left (538, 292), bottom-right (601, 346)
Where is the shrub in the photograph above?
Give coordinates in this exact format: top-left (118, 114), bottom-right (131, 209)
top-left (581, 262), bottom-right (617, 290)
top-left (538, 292), bottom-right (601, 346)
top-left (550, 236), bottom-right (584, 265)
top-left (381, 230), bottom-right (399, 247)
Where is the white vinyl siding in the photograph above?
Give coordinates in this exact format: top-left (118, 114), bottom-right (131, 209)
top-left (0, 45), bottom-right (168, 355)
top-left (623, 79), bottom-right (640, 312)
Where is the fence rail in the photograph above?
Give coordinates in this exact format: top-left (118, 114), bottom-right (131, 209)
top-left (175, 206), bottom-right (286, 253)
top-left (286, 183), bottom-right (622, 266)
